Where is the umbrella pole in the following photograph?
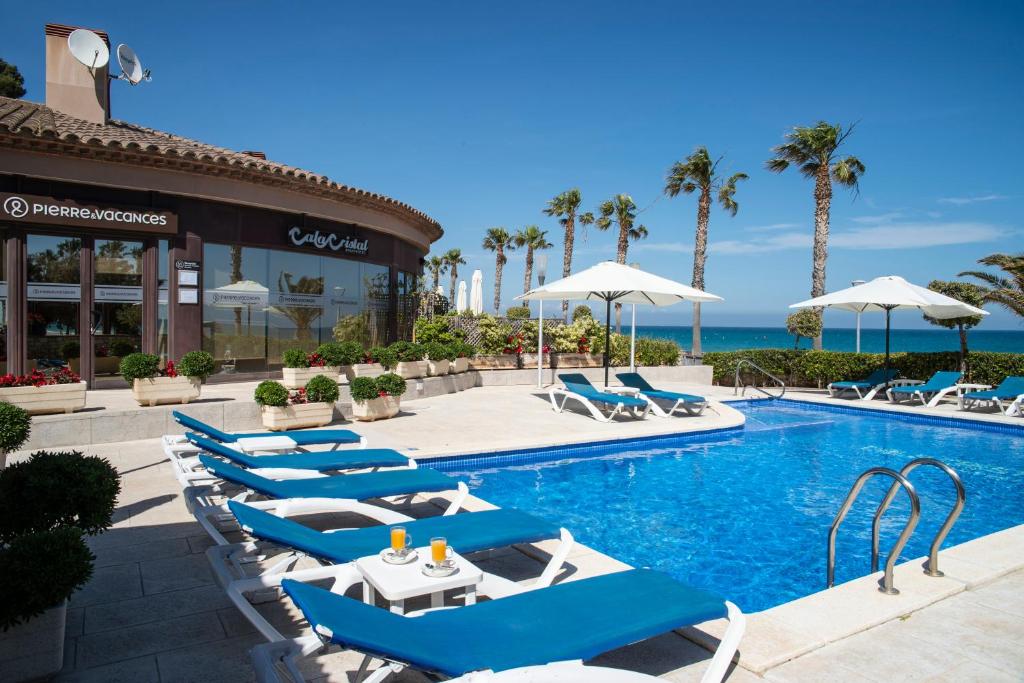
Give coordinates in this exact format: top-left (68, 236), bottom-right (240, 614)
top-left (884, 306), bottom-right (891, 388)
top-left (604, 297), bottom-right (612, 388)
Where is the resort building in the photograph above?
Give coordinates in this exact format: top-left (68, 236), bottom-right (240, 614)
top-left (0, 24), bottom-right (441, 386)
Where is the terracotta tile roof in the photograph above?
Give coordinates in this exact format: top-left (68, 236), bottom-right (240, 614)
top-left (0, 96), bottom-right (442, 239)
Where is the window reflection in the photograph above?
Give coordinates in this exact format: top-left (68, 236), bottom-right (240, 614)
top-left (203, 244), bottom-right (269, 374)
top-left (93, 239), bottom-right (143, 381)
top-left (26, 235), bottom-right (81, 371)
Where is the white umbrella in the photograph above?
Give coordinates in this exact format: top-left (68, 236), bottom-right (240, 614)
top-left (790, 275), bottom-right (988, 381)
top-left (518, 261), bottom-right (723, 386)
top-left (470, 270), bottom-right (484, 315)
top-left (456, 280), bottom-right (468, 312)
top-left (435, 284), bottom-right (444, 296)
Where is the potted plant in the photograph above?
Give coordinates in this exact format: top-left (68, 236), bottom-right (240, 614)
top-left (329, 341), bottom-right (365, 382)
top-left (0, 402), bottom-right (31, 469)
top-left (122, 351), bottom-right (215, 407)
top-left (256, 375), bottom-right (338, 430)
top-left (0, 368), bottom-right (86, 415)
top-left (345, 346), bottom-right (391, 381)
top-left (0, 450), bottom-right (120, 680)
top-left (350, 373), bottom-right (407, 421)
top-left (390, 341), bottom-right (428, 379)
top-left (280, 347), bottom-right (342, 389)
top-left (450, 341), bottom-right (476, 374)
top-left (422, 342), bottom-right (450, 376)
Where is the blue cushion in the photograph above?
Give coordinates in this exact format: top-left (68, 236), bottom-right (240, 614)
top-left (283, 568), bottom-right (727, 677)
top-left (557, 374), bottom-right (647, 408)
top-left (616, 372), bottom-right (655, 392)
top-left (831, 381), bottom-right (872, 389)
top-left (198, 455), bottom-right (457, 500)
top-left (963, 377), bottom-right (1024, 401)
top-left (186, 433), bottom-right (407, 472)
top-left (643, 390), bottom-right (705, 403)
top-left (890, 371), bottom-right (962, 395)
top-left (229, 502), bottom-right (560, 563)
top-left (172, 410), bottom-right (360, 445)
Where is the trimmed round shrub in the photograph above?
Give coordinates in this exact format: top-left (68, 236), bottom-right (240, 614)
top-left (376, 373), bottom-right (408, 398)
top-left (389, 341), bottom-right (425, 362)
top-left (505, 306), bottom-right (530, 320)
top-left (119, 353), bottom-right (160, 382)
top-left (349, 376), bottom-right (379, 403)
top-left (177, 351), bottom-right (215, 380)
top-left (0, 450), bottom-right (121, 542)
top-left (254, 380), bottom-right (289, 407)
top-left (314, 342), bottom-right (347, 367)
top-left (109, 340), bottom-right (135, 357)
top-left (453, 341), bottom-right (477, 359)
top-left (281, 348), bottom-right (310, 369)
top-left (305, 374), bottom-right (340, 404)
top-left (368, 346), bottom-right (397, 369)
top-left (572, 305), bottom-right (593, 322)
top-left (422, 341), bottom-right (449, 361)
top-left (0, 402), bottom-right (31, 453)
top-left (0, 527), bottom-right (94, 630)
top-left (337, 341), bottom-right (365, 366)
top-left (60, 340), bottom-right (80, 360)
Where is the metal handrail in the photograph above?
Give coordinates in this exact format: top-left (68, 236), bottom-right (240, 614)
top-left (871, 458), bottom-right (965, 578)
top-left (734, 358), bottom-right (786, 399)
top-left (828, 467), bottom-right (920, 595)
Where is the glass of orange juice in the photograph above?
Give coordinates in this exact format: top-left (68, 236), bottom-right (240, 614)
top-left (430, 536), bottom-right (450, 565)
top-left (390, 526), bottom-right (408, 555)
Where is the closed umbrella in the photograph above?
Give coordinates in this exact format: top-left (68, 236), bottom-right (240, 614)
top-left (470, 270), bottom-right (484, 315)
top-left (456, 280), bottom-right (468, 313)
top-left (790, 275), bottom-right (988, 384)
top-left (518, 261), bottom-right (723, 386)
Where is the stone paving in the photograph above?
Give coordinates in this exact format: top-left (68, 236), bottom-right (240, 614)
top-left (8, 382), bottom-right (1020, 682)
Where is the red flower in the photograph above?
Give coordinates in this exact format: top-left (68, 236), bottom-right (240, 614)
top-left (307, 352), bottom-right (326, 367)
top-left (164, 360), bottom-right (178, 378)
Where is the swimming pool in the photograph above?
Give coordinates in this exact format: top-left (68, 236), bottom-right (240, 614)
top-left (434, 400), bottom-right (1024, 612)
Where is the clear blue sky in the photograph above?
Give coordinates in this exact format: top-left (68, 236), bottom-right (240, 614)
top-left (4, 2), bottom-right (1022, 329)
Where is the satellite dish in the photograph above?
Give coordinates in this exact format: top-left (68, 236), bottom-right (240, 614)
top-left (67, 29), bottom-right (109, 71)
top-left (116, 44), bottom-right (148, 84)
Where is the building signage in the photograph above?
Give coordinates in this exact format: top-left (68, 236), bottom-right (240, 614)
top-left (27, 283), bottom-right (80, 301)
top-left (205, 289), bottom-right (269, 308)
top-left (95, 285), bottom-right (143, 303)
top-left (288, 226), bottom-right (369, 256)
top-left (175, 259), bottom-right (201, 271)
top-left (0, 192), bottom-right (177, 234)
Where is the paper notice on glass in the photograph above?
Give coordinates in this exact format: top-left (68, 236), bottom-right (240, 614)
top-left (178, 288), bottom-right (199, 305)
top-left (178, 270), bottom-right (199, 286)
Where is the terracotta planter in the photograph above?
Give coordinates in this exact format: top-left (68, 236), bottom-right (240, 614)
top-left (0, 382), bottom-right (87, 415)
top-left (426, 358), bottom-right (450, 376)
top-left (519, 353), bottom-right (551, 369)
top-left (452, 357), bottom-right (470, 373)
top-left (261, 402), bottom-right (334, 430)
top-left (395, 360), bottom-right (429, 379)
top-left (132, 376), bottom-right (202, 407)
top-left (0, 601), bottom-right (66, 681)
top-left (343, 363), bottom-right (385, 381)
top-left (281, 366), bottom-right (341, 389)
top-left (553, 353), bottom-right (603, 368)
top-left (351, 395), bottom-right (401, 421)
top-left (469, 354), bottom-right (519, 370)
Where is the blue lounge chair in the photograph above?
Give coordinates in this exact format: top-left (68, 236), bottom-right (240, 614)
top-left (615, 372), bottom-right (708, 417)
top-left (886, 371), bottom-right (963, 407)
top-left (827, 368), bottom-right (899, 400)
top-left (171, 410), bottom-right (363, 448)
top-left (250, 569), bottom-right (744, 683)
top-left (549, 373), bottom-right (651, 422)
top-left (960, 376), bottom-right (1024, 415)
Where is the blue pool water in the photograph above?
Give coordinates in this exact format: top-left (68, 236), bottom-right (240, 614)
top-left (436, 401), bottom-right (1024, 612)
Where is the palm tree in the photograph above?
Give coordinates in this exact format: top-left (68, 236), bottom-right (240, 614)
top-left (443, 248), bottom-right (466, 307)
top-left (767, 122), bottom-right (865, 349)
top-left (959, 252), bottom-right (1024, 318)
top-left (514, 226), bottom-right (553, 299)
top-left (665, 147), bottom-right (747, 356)
top-left (593, 194), bottom-right (648, 330)
top-left (543, 188), bottom-right (584, 320)
top-left (426, 255), bottom-right (447, 295)
top-left (482, 227), bottom-right (515, 313)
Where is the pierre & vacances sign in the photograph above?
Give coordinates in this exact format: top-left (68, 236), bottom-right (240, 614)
top-left (0, 192), bottom-right (177, 234)
top-left (288, 226), bottom-right (369, 256)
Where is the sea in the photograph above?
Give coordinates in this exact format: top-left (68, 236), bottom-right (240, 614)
top-left (635, 326), bottom-right (1024, 354)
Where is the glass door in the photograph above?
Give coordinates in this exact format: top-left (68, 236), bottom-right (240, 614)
top-left (93, 239), bottom-right (143, 386)
top-left (26, 235), bottom-right (81, 372)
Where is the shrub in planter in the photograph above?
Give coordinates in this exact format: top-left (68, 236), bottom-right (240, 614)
top-left (109, 340), bottom-right (135, 358)
top-left (0, 401), bottom-right (31, 468)
top-left (305, 374), bottom-right (340, 404)
top-left (422, 341), bottom-right (451, 375)
top-left (390, 341), bottom-right (428, 378)
top-left (349, 376), bottom-right (380, 403)
top-left (351, 373), bottom-right (407, 421)
top-left (316, 342), bottom-right (356, 368)
top-left (60, 340), bottom-right (80, 361)
top-left (122, 352), bottom-right (202, 406)
top-left (256, 379), bottom-right (333, 431)
top-left (450, 341), bottom-right (476, 373)
top-left (177, 351), bottom-right (215, 381)
top-left (254, 380), bottom-right (290, 407)
top-left (282, 348), bottom-right (311, 369)
top-left (367, 346), bottom-right (397, 370)
top-left (376, 373), bottom-right (408, 398)
top-left (282, 347), bottom-right (340, 388)
top-left (119, 353), bottom-right (161, 382)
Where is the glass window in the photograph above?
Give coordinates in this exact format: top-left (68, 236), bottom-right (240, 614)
top-left (93, 239), bottom-right (144, 380)
top-left (362, 263), bottom-right (392, 348)
top-left (26, 235), bottom-right (81, 371)
top-left (267, 250), bottom-right (323, 364)
top-left (202, 244), bottom-right (270, 374)
top-left (397, 270), bottom-right (419, 342)
top-left (322, 256), bottom-right (366, 346)
top-left (1, 232), bottom-right (6, 374)
top-left (157, 240), bottom-right (169, 364)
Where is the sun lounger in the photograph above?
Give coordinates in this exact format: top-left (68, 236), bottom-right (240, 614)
top-left (549, 373), bottom-right (651, 422)
top-left (249, 569), bottom-right (744, 683)
top-left (886, 371), bottom-right (962, 407)
top-left (827, 368), bottom-right (899, 400)
top-left (169, 410), bottom-right (365, 449)
top-left (168, 433), bottom-right (412, 487)
top-left (615, 372), bottom-right (707, 417)
top-left (960, 376), bottom-right (1024, 415)
top-left (445, 662), bottom-right (664, 682)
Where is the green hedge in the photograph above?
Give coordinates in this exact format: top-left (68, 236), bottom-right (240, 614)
top-left (703, 349), bottom-right (1024, 388)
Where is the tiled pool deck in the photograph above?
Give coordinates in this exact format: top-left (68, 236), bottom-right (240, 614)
top-left (11, 381), bottom-right (1022, 682)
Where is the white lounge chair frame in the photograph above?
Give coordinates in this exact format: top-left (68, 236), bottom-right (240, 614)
top-left (959, 387), bottom-right (1023, 415)
top-left (637, 392), bottom-right (707, 418)
top-left (548, 387), bottom-right (651, 422)
top-left (827, 380), bottom-right (891, 401)
top-left (885, 379), bottom-right (960, 408)
top-left (1010, 394), bottom-right (1024, 417)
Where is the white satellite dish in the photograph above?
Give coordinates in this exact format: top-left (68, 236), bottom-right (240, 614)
top-left (116, 44), bottom-right (149, 84)
top-left (67, 29), bottom-right (109, 71)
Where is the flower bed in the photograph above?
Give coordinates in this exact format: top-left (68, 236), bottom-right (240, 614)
top-left (350, 373), bottom-right (407, 422)
top-left (255, 375), bottom-right (339, 430)
top-left (121, 352), bottom-right (214, 407)
top-left (0, 368), bottom-right (86, 416)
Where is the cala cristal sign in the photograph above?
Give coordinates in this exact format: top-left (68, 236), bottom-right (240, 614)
top-left (288, 226), bottom-right (369, 256)
top-left (0, 192), bottom-right (177, 234)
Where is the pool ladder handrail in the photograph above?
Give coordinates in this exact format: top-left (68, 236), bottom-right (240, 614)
top-left (827, 467), bottom-right (920, 595)
top-left (871, 458), bottom-right (965, 578)
top-left (733, 358), bottom-right (786, 399)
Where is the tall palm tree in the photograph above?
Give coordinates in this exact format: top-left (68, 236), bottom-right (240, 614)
top-left (665, 147), bottom-right (747, 356)
top-left (481, 227), bottom-right (515, 313)
top-left (514, 226), bottom-right (553, 297)
top-left (543, 188), bottom-right (583, 320)
top-left (426, 255), bottom-right (447, 295)
top-left (593, 194), bottom-right (648, 330)
top-left (442, 248), bottom-right (466, 307)
top-left (959, 252), bottom-right (1024, 318)
top-left (767, 122), bottom-right (865, 349)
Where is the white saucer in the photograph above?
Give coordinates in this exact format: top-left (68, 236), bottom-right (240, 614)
top-left (421, 562), bottom-right (459, 578)
top-left (380, 548), bottom-right (418, 565)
